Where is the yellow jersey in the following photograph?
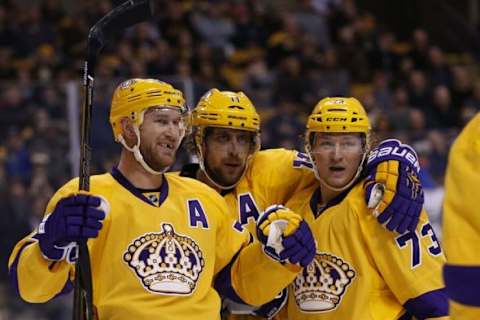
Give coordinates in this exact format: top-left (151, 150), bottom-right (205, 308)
top-left (181, 149), bottom-right (316, 236)
top-left (180, 148), bottom-right (316, 319)
top-left (443, 113), bottom-right (480, 318)
top-left (282, 183), bottom-right (449, 320)
top-left (9, 167), bottom-right (299, 320)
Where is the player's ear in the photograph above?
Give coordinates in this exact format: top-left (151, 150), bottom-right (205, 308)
top-left (120, 117), bottom-right (137, 142)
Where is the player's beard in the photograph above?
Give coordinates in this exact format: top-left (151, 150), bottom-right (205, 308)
top-left (205, 160), bottom-right (246, 187)
top-left (140, 141), bottom-right (176, 172)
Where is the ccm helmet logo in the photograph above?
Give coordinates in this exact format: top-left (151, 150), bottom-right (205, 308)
top-left (326, 117), bottom-right (347, 122)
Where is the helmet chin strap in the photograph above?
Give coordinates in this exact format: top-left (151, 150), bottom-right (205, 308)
top-left (117, 108), bottom-right (187, 176)
top-left (118, 126), bottom-right (168, 175)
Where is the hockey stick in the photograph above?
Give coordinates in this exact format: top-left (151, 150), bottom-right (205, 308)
top-left (76, 1), bottom-right (154, 319)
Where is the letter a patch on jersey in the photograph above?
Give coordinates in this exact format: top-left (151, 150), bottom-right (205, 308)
top-left (238, 193), bottom-right (260, 227)
top-left (188, 199), bottom-right (209, 228)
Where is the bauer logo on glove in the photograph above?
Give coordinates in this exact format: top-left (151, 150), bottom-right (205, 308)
top-left (364, 139), bottom-right (424, 233)
top-left (367, 139), bottom-right (420, 174)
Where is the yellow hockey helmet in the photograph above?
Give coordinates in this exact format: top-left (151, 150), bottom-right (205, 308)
top-left (306, 97), bottom-right (370, 134)
top-left (305, 97), bottom-right (371, 192)
top-left (109, 78), bottom-right (186, 141)
top-left (192, 88), bottom-right (260, 132)
top-left (191, 89), bottom-right (261, 190)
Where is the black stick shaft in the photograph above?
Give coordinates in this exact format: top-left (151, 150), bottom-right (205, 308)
top-left (74, 59), bottom-right (96, 320)
top-left (73, 1), bottom-right (154, 319)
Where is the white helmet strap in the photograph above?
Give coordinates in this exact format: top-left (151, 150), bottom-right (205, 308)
top-left (119, 125), bottom-right (167, 175)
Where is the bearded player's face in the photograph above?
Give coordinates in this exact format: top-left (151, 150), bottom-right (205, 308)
top-left (202, 127), bottom-right (256, 186)
top-left (139, 107), bottom-right (186, 171)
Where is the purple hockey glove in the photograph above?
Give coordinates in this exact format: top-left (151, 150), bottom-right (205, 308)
top-left (257, 205), bottom-right (316, 268)
top-left (364, 139), bottom-right (424, 233)
top-left (37, 193), bottom-right (109, 263)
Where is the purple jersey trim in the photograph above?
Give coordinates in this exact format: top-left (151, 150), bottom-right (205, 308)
top-left (214, 234), bottom-right (254, 304)
top-left (403, 288), bottom-right (449, 319)
top-left (309, 187), bottom-right (351, 218)
top-left (9, 241), bottom-right (35, 296)
top-left (111, 166), bottom-right (169, 207)
top-left (214, 250), bottom-right (247, 305)
top-left (397, 312), bottom-right (413, 320)
top-left (9, 239), bottom-right (73, 299)
top-left (444, 264), bottom-right (480, 306)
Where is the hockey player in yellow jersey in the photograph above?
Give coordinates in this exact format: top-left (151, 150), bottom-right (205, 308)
top-left (180, 88), bottom-right (310, 319)
top-left (443, 113), bottom-right (480, 319)
top-left (180, 89), bottom-right (432, 319)
top-left (183, 89), bottom-right (316, 237)
top-left (258, 97), bottom-right (449, 319)
top-left (8, 79), bottom-right (317, 320)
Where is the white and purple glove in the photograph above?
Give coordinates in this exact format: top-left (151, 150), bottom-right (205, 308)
top-left (364, 139), bottom-right (424, 233)
top-left (36, 193), bottom-right (109, 263)
top-left (256, 205), bottom-right (316, 268)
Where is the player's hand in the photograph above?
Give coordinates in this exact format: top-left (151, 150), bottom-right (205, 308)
top-left (36, 193), bottom-right (109, 263)
top-left (256, 205), bottom-right (316, 268)
top-left (364, 139), bottom-right (424, 233)
top-left (253, 287), bottom-right (288, 319)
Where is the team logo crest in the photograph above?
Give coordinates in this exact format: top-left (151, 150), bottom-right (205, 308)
top-left (119, 79), bottom-right (137, 90)
top-left (143, 192), bottom-right (161, 206)
top-left (293, 252), bottom-right (355, 313)
top-left (124, 223), bottom-right (205, 295)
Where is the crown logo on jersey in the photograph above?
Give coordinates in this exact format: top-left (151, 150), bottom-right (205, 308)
top-left (123, 223), bottom-right (205, 295)
top-left (293, 252), bottom-right (355, 312)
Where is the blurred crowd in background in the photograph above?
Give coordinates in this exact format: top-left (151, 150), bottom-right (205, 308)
top-left (1, 0), bottom-right (479, 318)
